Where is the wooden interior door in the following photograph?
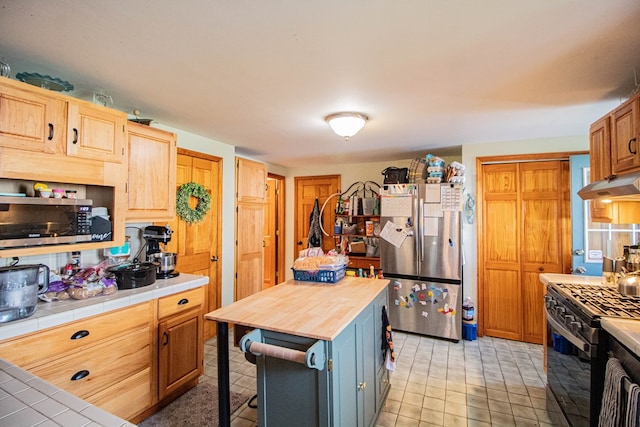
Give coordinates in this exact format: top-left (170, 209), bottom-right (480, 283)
top-left (479, 154), bottom-right (572, 344)
top-left (164, 149), bottom-right (222, 340)
top-left (293, 175), bottom-right (341, 258)
top-left (264, 177), bottom-right (276, 289)
top-left (264, 174), bottom-right (285, 289)
top-left (481, 163), bottom-right (521, 341)
top-left (520, 161), bottom-right (567, 343)
top-left (235, 157), bottom-right (267, 301)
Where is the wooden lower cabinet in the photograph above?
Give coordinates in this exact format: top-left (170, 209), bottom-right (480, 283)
top-left (0, 286), bottom-right (207, 422)
top-left (157, 287), bottom-right (205, 400)
top-left (158, 307), bottom-right (203, 399)
top-left (30, 327), bottom-right (150, 399)
top-left (88, 368), bottom-right (152, 421)
top-left (0, 301), bottom-right (153, 420)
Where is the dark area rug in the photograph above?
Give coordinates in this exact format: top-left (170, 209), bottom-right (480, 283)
top-left (139, 381), bottom-right (253, 427)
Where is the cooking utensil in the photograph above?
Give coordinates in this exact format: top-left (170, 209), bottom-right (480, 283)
top-left (618, 274), bottom-right (640, 296)
top-left (0, 264), bottom-right (49, 322)
top-left (106, 262), bottom-right (158, 289)
top-left (149, 252), bottom-right (177, 275)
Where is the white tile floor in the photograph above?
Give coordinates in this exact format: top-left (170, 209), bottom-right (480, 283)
top-left (203, 330), bottom-right (569, 427)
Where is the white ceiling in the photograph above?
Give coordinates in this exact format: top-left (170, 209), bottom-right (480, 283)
top-left (1, 1), bottom-right (639, 167)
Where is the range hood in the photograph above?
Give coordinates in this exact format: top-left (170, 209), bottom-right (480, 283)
top-left (578, 171), bottom-right (640, 200)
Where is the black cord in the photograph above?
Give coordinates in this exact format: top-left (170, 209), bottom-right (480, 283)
top-left (248, 394), bottom-right (258, 408)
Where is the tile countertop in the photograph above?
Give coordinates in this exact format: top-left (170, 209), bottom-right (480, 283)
top-left (601, 318), bottom-right (640, 357)
top-left (539, 273), bottom-right (606, 287)
top-left (0, 273), bottom-right (209, 342)
top-left (0, 357), bottom-right (135, 426)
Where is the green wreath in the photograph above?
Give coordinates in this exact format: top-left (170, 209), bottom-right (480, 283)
top-left (176, 182), bottom-right (211, 224)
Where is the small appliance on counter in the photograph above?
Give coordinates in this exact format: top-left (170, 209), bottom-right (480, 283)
top-left (0, 264), bottom-right (49, 322)
top-left (143, 225), bottom-right (179, 279)
top-left (106, 262), bottom-right (158, 289)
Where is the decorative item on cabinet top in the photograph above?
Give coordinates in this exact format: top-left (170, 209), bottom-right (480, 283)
top-left (15, 72), bottom-right (74, 92)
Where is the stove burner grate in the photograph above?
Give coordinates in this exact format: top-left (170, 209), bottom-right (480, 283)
top-left (555, 282), bottom-right (640, 319)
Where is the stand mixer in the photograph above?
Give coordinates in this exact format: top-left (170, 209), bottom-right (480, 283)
top-left (143, 225), bottom-right (179, 279)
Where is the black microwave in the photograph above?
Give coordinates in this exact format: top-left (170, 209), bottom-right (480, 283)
top-left (0, 196), bottom-right (92, 248)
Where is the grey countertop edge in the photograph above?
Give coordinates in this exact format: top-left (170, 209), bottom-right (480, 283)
top-left (0, 273), bottom-right (209, 342)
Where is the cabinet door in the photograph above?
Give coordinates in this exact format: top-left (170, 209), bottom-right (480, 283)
top-left (236, 157), bottom-right (267, 202)
top-left (0, 78), bottom-right (65, 153)
top-left (589, 116), bottom-right (614, 222)
top-left (611, 98), bottom-right (640, 175)
top-left (357, 304), bottom-right (376, 427)
top-left (125, 122), bottom-right (177, 221)
top-left (158, 307), bottom-right (203, 399)
top-left (67, 101), bottom-right (126, 164)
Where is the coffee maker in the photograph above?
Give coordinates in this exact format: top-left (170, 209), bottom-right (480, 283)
top-left (143, 225), bottom-right (179, 279)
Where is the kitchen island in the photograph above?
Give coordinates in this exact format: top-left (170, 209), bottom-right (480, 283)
top-left (205, 276), bottom-right (390, 427)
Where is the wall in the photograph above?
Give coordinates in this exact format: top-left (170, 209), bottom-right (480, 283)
top-left (281, 155), bottom-right (461, 280)
top-left (461, 135), bottom-right (589, 306)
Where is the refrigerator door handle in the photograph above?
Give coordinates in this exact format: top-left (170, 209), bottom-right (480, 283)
top-left (419, 197), bottom-right (425, 262)
top-left (414, 196), bottom-right (420, 271)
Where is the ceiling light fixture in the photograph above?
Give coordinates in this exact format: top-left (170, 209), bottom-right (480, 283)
top-left (325, 112), bottom-right (368, 141)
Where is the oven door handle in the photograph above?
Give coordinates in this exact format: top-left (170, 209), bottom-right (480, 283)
top-left (546, 310), bottom-right (591, 354)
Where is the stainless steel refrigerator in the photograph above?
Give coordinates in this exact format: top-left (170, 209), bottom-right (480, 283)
top-left (380, 183), bottom-right (462, 341)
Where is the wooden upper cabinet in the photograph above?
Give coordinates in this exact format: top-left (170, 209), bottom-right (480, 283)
top-left (66, 100), bottom-right (126, 164)
top-left (236, 157), bottom-right (267, 202)
top-left (590, 115), bottom-right (612, 181)
top-left (125, 123), bottom-right (177, 221)
top-left (611, 96), bottom-right (640, 175)
top-left (0, 76), bottom-right (66, 153)
top-left (589, 115), bottom-right (614, 223)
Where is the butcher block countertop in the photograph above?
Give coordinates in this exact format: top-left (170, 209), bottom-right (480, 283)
top-left (205, 276), bottom-right (389, 341)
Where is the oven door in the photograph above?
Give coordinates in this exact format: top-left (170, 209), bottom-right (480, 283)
top-left (546, 309), bottom-right (601, 427)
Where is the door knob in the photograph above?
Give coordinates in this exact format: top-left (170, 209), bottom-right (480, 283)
top-left (574, 249), bottom-right (585, 256)
top-left (358, 381), bottom-right (366, 391)
top-left (297, 241), bottom-right (303, 246)
top-left (211, 256), bottom-right (219, 262)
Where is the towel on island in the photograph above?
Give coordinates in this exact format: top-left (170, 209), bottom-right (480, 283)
top-left (381, 306), bottom-right (396, 372)
top-left (627, 382), bottom-right (640, 427)
top-left (599, 357), bottom-right (629, 427)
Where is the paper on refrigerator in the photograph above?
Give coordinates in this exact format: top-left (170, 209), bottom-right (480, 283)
top-left (380, 220), bottom-right (408, 248)
top-left (380, 194), bottom-right (412, 217)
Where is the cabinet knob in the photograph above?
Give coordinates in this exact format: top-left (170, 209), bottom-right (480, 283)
top-left (211, 256), bottom-right (219, 262)
top-left (72, 128), bottom-right (78, 144)
top-left (48, 123), bottom-right (54, 141)
top-left (358, 381), bottom-right (366, 391)
top-left (629, 137), bottom-right (638, 155)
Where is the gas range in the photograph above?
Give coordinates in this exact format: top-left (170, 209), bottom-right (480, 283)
top-left (549, 282), bottom-right (640, 320)
top-left (545, 281), bottom-right (640, 349)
